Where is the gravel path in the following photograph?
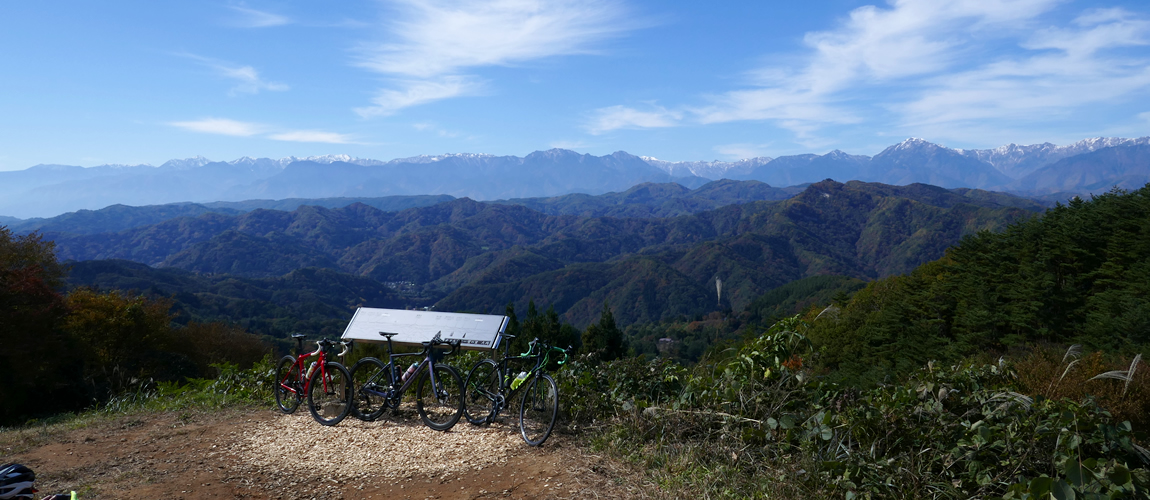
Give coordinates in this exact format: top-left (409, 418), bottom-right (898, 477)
top-left (3, 407), bottom-right (646, 499)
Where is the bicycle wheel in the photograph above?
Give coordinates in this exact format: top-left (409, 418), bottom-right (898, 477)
top-left (519, 373), bottom-right (558, 446)
top-left (349, 357), bottom-right (391, 421)
top-left (416, 364), bottom-right (464, 431)
top-left (464, 359), bottom-right (500, 425)
top-left (307, 362), bottom-right (352, 426)
top-left (274, 355), bottom-right (301, 414)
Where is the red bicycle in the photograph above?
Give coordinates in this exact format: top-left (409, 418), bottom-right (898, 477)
top-left (275, 334), bottom-right (353, 426)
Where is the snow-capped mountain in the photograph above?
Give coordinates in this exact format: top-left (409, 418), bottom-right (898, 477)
top-left (383, 153), bottom-right (499, 165)
top-left (867, 138), bottom-right (1012, 189)
top-left (4, 136), bottom-right (1150, 218)
top-left (159, 156), bottom-right (213, 170)
top-left (641, 156), bottom-right (773, 179)
top-left (957, 137), bottom-right (1150, 179)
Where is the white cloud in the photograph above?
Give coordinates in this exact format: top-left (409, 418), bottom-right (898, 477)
top-left (355, 76), bottom-right (483, 117)
top-left (169, 118), bottom-right (355, 144)
top-left (1139, 111), bottom-right (1150, 122)
top-left (697, 0), bottom-right (1064, 128)
top-left (412, 122), bottom-right (461, 138)
top-left (228, 6), bottom-right (291, 28)
top-left (182, 53), bottom-right (289, 95)
top-left (268, 130), bottom-right (356, 144)
top-left (586, 105), bottom-right (681, 135)
top-left (902, 9), bottom-right (1150, 127)
top-left (354, 0), bottom-right (638, 115)
top-left (594, 0), bottom-right (1150, 145)
top-left (358, 0), bottom-right (633, 78)
top-left (169, 118), bottom-right (265, 136)
top-left (218, 65), bottom-right (290, 95)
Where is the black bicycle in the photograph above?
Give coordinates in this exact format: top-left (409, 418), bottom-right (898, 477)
top-left (463, 335), bottom-right (569, 446)
top-left (347, 332), bottom-right (465, 431)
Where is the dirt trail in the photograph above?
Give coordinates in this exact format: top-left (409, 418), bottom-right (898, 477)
top-left (2, 408), bottom-right (643, 499)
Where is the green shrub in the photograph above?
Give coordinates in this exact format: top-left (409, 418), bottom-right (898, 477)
top-left (564, 315), bottom-right (1150, 499)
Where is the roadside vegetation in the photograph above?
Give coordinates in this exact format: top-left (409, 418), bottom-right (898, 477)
top-left (0, 227), bottom-right (271, 425)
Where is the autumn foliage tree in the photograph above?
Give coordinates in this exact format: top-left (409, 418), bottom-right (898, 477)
top-left (0, 228), bottom-right (79, 422)
top-left (0, 226), bottom-right (271, 425)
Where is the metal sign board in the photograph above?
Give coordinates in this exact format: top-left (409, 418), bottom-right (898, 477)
top-left (340, 307), bottom-right (508, 350)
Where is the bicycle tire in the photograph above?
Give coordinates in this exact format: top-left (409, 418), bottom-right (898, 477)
top-left (519, 373), bottom-right (558, 446)
top-left (349, 357), bottom-right (391, 421)
top-left (274, 355), bottom-right (302, 414)
top-left (464, 359), bottom-right (500, 425)
top-left (416, 364), bottom-right (464, 431)
top-left (307, 361), bottom-right (353, 426)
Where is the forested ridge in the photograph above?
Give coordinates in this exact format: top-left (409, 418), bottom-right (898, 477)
top-left (55, 180), bottom-right (1038, 328)
top-left (812, 185), bottom-right (1150, 383)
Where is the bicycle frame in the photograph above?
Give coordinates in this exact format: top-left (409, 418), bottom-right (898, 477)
top-left (280, 338), bottom-right (339, 400)
top-left (481, 337), bottom-right (568, 414)
top-left (359, 332), bottom-right (459, 405)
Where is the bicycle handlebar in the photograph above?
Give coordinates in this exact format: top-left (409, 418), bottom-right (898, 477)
top-left (420, 331), bottom-right (461, 355)
top-left (519, 338), bottom-right (569, 366)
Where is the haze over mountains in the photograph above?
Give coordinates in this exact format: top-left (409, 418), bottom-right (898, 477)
top-left (3, 137), bottom-right (1148, 219)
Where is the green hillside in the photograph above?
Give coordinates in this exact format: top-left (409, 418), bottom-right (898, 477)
top-left (441, 180), bottom-right (1038, 326)
top-left (811, 185), bottom-right (1150, 383)
top-left (744, 274), bottom-right (867, 324)
top-left (66, 260), bottom-right (404, 339)
top-left (47, 180), bottom-right (1041, 329)
top-left (492, 179), bottom-right (805, 217)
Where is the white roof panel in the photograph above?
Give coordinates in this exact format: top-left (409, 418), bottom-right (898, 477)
top-left (340, 307), bottom-right (508, 350)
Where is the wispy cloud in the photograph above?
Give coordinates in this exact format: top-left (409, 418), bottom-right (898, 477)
top-left (268, 130), bottom-right (357, 144)
top-left (358, 0), bottom-right (634, 78)
top-left (228, 6), bottom-right (291, 28)
top-left (592, 0), bottom-right (1150, 145)
top-left (695, 0), bottom-right (1066, 132)
top-left (354, 0), bottom-right (639, 115)
top-left (169, 118), bottom-right (355, 143)
top-left (586, 105), bottom-right (681, 135)
top-left (182, 53), bottom-right (288, 96)
top-left (169, 118), bottom-right (265, 136)
top-left (900, 8), bottom-right (1150, 128)
top-left (355, 76), bottom-right (483, 117)
top-left (412, 122), bottom-right (461, 138)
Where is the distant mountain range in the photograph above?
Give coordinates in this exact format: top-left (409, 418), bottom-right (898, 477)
top-left (8, 180), bottom-right (815, 236)
top-left (2, 137), bottom-right (1147, 218)
top-left (0, 151), bottom-right (706, 218)
top-left (57, 180), bottom-right (1044, 328)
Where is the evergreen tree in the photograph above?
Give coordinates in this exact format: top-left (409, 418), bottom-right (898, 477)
top-left (515, 300), bottom-right (580, 353)
top-left (581, 302), bottom-right (626, 361)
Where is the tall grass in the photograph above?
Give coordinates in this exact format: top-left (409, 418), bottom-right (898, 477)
top-left (558, 320), bottom-right (1150, 499)
top-left (1014, 345), bottom-right (1150, 434)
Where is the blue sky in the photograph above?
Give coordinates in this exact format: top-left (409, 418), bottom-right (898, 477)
top-left (1, 0), bottom-right (1148, 171)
